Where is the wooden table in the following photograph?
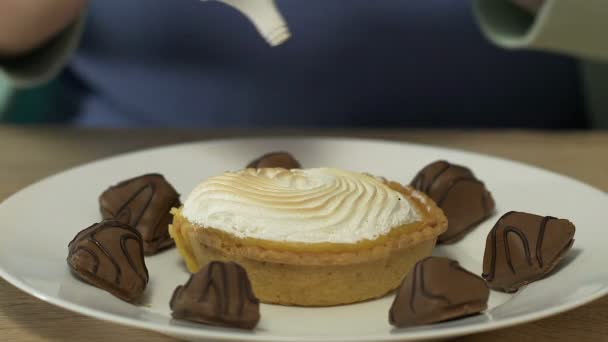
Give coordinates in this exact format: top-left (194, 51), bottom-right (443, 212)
top-left (1, 126), bottom-right (607, 341)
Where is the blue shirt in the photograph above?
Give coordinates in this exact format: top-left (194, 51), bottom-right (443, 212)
top-left (61, 0), bottom-right (585, 128)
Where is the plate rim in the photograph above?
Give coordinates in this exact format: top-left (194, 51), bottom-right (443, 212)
top-left (1, 136), bottom-right (607, 341)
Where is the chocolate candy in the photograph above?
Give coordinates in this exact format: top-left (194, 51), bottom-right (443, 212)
top-left (99, 174), bottom-right (180, 254)
top-left (482, 211), bottom-right (575, 293)
top-left (411, 160), bottom-right (495, 244)
top-left (247, 151), bottom-right (301, 169)
top-left (170, 261), bottom-right (260, 329)
top-left (389, 257), bottom-right (489, 327)
top-left (67, 220), bottom-right (149, 302)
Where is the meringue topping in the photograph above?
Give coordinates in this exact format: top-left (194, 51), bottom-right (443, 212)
top-left (182, 168), bottom-right (421, 244)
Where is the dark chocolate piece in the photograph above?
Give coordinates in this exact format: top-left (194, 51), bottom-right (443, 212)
top-left (247, 151), bottom-right (301, 169)
top-left (99, 173), bottom-right (180, 254)
top-left (389, 257), bottom-right (489, 327)
top-left (170, 261), bottom-right (260, 329)
top-left (482, 211), bottom-right (575, 293)
top-left (411, 160), bottom-right (495, 244)
top-left (67, 220), bottom-right (149, 302)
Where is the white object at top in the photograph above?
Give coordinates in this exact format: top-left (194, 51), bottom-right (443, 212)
top-left (216, 0), bottom-right (291, 46)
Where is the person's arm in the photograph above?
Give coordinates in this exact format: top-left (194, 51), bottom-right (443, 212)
top-left (477, 0), bottom-right (608, 128)
top-left (0, 1), bottom-right (87, 88)
top-left (510, 0), bottom-right (544, 14)
top-left (474, 0), bottom-right (608, 61)
top-left (0, 0), bottom-right (87, 58)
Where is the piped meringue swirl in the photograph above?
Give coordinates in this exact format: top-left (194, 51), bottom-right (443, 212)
top-left (182, 168), bottom-right (421, 243)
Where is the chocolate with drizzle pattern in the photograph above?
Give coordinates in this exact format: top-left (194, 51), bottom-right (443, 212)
top-left (482, 211), bottom-right (575, 292)
top-left (99, 173), bottom-right (180, 254)
top-left (389, 257), bottom-right (489, 327)
top-left (170, 261), bottom-right (260, 329)
top-left (246, 151), bottom-right (301, 169)
top-left (67, 220), bottom-right (149, 302)
top-left (410, 160), bottom-right (495, 244)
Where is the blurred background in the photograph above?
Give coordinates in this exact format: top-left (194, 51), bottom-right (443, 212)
top-left (0, 0), bottom-right (605, 128)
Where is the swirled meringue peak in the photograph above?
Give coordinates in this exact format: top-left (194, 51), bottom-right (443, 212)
top-left (182, 168), bottom-right (421, 243)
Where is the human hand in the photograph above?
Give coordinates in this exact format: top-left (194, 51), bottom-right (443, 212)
top-left (0, 0), bottom-right (87, 57)
top-left (511, 0), bottom-right (545, 13)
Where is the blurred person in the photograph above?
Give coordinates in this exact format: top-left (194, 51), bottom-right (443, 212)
top-left (0, 0), bottom-right (606, 128)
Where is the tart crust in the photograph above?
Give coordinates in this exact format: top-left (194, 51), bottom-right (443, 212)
top-left (169, 181), bottom-right (447, 306)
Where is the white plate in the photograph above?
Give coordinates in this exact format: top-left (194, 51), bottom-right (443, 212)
top-left (1, 137), bottom-right (607, 342)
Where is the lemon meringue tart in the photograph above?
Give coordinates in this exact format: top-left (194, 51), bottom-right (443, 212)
top-left (170, 168), bottom-right (447, 306)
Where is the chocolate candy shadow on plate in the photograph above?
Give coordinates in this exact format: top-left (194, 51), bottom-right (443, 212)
top-left (482, 211), bottom-right (576, 293)
top-left (170, 261), bottom-right (260, 330)
top-left (389, 256), bottom-right (489, 328)
top-left (411, 160), bottom-right (495, 244)
top-left (247, 151), bottom-right (301, 169)
top-left (67, 220), bottom-right (149, 302)
top-left (99, 173), bottom-right (181, 254)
